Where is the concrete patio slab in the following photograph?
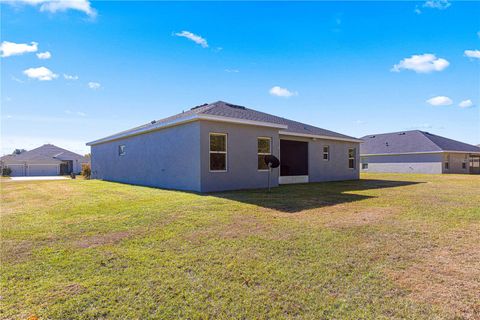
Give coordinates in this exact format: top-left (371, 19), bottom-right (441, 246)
top-left (9, 176), bottom-right (70, 181)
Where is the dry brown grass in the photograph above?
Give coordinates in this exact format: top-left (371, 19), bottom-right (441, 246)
top-left (2, 173), bottom-right (479, 319)
top-left (391, 226), bottom-right (480, 319)
top-left (324, 206), bottom-right (397, 228)
top-left (75, 231), bottom-right (133, 248)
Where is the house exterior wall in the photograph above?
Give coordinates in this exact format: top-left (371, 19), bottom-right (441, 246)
top-left (279, 135), bottom-right (360, 182)
top-left (360, 153), bottom-right (444, 174)
top-left (442, 153), bottom-right (470, 174)
top-left (89, 120), bottom-right (360, 192)
top-left (199, 121), bottom-right (280, 192)
top-left (55, 155), bottom-right (88, 174)
top-left (73, 160), bottom-right (84, 174)
top-left (1, 160), bottom-right (61, 176)
top-left (0, 162), bottom-right (27, 176)
top-left (91, 121), bottom-right (201, 191)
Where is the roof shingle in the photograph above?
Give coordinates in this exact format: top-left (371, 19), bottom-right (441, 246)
top-left (2, 144), bottom-right (88, 162)
top-left (88, 101), bottom-right (359, 145)
top-left (360, 130), bottom-right (480, 154)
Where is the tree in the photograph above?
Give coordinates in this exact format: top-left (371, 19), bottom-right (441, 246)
top-left (12, 149), bottom-right (27, 155)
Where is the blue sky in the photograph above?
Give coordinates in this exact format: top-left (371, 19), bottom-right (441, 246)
top-left (1, 0), bottom-right (479, 155)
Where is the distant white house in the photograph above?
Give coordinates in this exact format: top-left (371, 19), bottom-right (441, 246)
top-left (0, 144), bottom-right (89, 176)
top-left (360, 131), bottom-right (480, 174)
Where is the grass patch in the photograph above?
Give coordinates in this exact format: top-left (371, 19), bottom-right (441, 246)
top-left (1, 173), bottom-right (479, 319)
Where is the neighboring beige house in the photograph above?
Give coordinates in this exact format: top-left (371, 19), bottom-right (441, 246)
top-left (360, 131), bottom-right (480, 174)
top-left (0, 144), bottom-right (89, 176)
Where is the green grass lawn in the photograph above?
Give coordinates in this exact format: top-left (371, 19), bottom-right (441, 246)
top-left (1, 173), bottom-right (479, 319)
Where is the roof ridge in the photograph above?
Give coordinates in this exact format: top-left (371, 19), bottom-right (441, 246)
top-left (361, 130), bottom-right (422, 138)
top-left (420, 131), bottom-right (480, 150)
top-left (88, 100), bottom-right (361, 146)
top-left (417, 131), bottom-right (442, 150)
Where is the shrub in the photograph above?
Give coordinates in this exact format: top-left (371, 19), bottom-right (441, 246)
top-left (2, 167), bottom-right (12, 177)
top-left (82, 163), bottom-right (91, 179)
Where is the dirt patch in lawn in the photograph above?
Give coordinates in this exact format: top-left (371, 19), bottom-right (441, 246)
top-left (1, 237), bottom-right (58, 264)
top-left (323, 207), bottom-right (396, 228)
top-left (185, 214), bottom-right (287, 244)
top-left (49, 283), bottom-right (87, 299)
top-left (75, 231), bottom-right (132, 248)
top-left (219, 214), bottom-right (273, 239)
top-left (390, 226), bottom-right (480, 319)
top-left (1, 240), bottom-right (36, 263)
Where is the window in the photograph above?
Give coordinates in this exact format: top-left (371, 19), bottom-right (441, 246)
top-left (348, 148), bottom-right (356, 169)
top-left (118, 145), bottom-right (126, 156)
top-left (470, 156), bottom-right (480, 168)
top-left (361, 157), bottom-right (368, 170)
top-left (209, 133), bottom-right (227, 171)
top-left (257, 137), bottom-right (272, 170)
top-left (462, 155), bottom-right (468, 169)
top-left (323, 146), bottom-right (330, 161)
top-left (445, 155), bottom-right (450, 170)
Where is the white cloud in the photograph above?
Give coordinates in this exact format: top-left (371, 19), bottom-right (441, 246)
top-left (23, 66), bottom-right (58, 81)
top-left (459, 99), bottom-right (474, 108)
top-left (414, 6), bottom-right (422, 14)
top-left (10, 0), bottom-right (96, 17)
top-left (63, 74), bottom-right (79, 80)
top-left (423, 0), bottom-right (451, 10)
top-left (464, 50), bottom-right (480, 59)
top-left (0, 41), bottom-right (38, 57)
top-left (36, 51), bottom-right (51, 59)
top-left (225, 69), bottom-right (239, 73)
top-left (426, 96), bottom-right (453, 106)
top-left (174, 31), bottom-right (208, 48)
top-left (391, 54), bottom-right (449, 73)
top-left (269, 86), bottom-right (298, 98)
top-left (88, 81), bottom-right (101, 89)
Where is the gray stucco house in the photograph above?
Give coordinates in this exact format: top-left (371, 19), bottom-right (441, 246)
top-left (360, 131), bottom-right (480, 174)
top-left (0, 144), bottom-right (89, 176)
top-left (87, 101), bottom-right (361, 192)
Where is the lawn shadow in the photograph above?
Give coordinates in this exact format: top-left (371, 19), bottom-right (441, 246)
top-left (210, 179), bottom-right (423, 213)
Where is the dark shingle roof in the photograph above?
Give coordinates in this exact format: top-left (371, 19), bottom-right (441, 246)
top-left (2, 144), bottom-right (88, 162)
top-left (360, 130), bottom-right (480, 155)
top-left (88, 101), bottom-right (359, 145)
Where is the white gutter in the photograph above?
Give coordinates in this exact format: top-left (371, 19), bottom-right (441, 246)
top-left (87, 114), bottom-right (288, 146)
top-left (279, 131), bottom-right (363, 143)
top-left (361, 150), bottom-right (480, 156)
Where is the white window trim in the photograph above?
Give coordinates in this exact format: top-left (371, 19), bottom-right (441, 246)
top-left (209, 133), bottom-right (227, 172)
top-left (257, 137), bottom-right (272, 171)
top-left (361, 157), bottom-right (368, 170)
top-left (323, 145), bottom-right (330, 161)
top-left (444, 154), bottom-right (450, 170)
top-left (348, 148), bottom-right (356, 169)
